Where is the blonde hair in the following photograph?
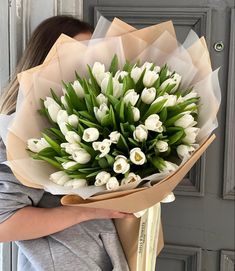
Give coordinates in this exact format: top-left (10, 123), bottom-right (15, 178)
top-left (0, 15), bottom-right (93, 115)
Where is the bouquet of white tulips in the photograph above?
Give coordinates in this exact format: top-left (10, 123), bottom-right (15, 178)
top-left (0, 17), bottom-right (221, 271)
top-left (27, 57), bottom-right (201, 192)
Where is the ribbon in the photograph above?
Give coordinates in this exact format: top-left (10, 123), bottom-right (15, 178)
top-left (134, 192), bottom-right (175, 271)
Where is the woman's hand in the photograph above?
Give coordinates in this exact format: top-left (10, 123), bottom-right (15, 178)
top-left (0, 206), bottom-right (133, 242)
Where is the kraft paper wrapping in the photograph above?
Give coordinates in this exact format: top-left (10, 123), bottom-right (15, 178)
top-left (3, 18), bottom-right (221, 271)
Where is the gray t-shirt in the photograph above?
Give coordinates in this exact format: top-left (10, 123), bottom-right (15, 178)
top-left (0, 140), bottom-right (129, 271)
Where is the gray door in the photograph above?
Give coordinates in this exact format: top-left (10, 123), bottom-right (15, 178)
top-left (0, 1), bottom-right (234, 270)
top-left (83, 1), bottom-right (235, 270)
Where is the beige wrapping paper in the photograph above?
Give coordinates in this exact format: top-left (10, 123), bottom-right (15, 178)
top-left (4, 18), bottom-right (220, 271)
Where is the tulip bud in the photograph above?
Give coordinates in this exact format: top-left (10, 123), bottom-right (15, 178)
top-left (101, 76), bottom-right (123, 98)
top-left (132, 107), bottom-right (140, 122)
top-left (61, 143), bottom-right (80, 155)
top-left (141, 87), bottom-right (156, 104)
top-left (72, 148), bottom-right (91, 164)
top-left (95, 171), bottom-right (111, 186)
top-left (174, 114), bottom-right (196, 128)
top-left (62, 161), bottom-right (77, 170)
top-left (82, 128), bottom-right (99, 142)
top-left (59, 122), bottom-right (69, 136)
top-left (47, 103), bottom-right (62, 122)
top-left (130, 147), bottom-right (146, 165)
top-left (27, 138), bottom-right (50, 153)
top-left (94, 103), bottom-right (109, 122)
top-left (176, 144), bottom-right (197, 160)
top-left (72, 80), bottom-right (85, 98)
top-left (121, 172), bottom-right (141, 186)
top-left (92, 139), bottom-right (112, 158)
top-left (144, 114), bottom-right (163, 133)
top-left (96, 93), bottom-right (108, 105)
top-left (61, 96), bottom-right (69, 109)
top-left (160, 161), bottom-right (178, 173)
top-left (64, 179), bottom-right (87, 189)
top-left (160, 73), bottom-right (181, 93)
top-left (49, 171), bottom-right (70, 185)
top-left (44, 97), bottom-right (58, 109)
top-left (182, 127), bottom-right (200, 144)
top-left (114, 70), bottom-right (128, 80)
top-left (92, 62), bottom-right (106, 85)
top-left (131, 67), bottom-right (142, 83)
top-left (56, 110), bottom-right (69, 125)
top-left (141, 62), bottom-right (153, 71)
top-left (123, 89), bottom-right (139, 106)
top-left (65, 131), bottom-right (81, 144)
top-left (143, 70), bottom-right (159, 87)
top-left (113, 155), bottom-right (130, 174)
top-left (155, 140), bottom-right (168, 152)
top-left (109, 131), bottom-right (121, 144)
top-left (106, 177), bottom-right (120, 190)
top-left (68, 114), bottom-right (79, 127)
top-left (133, 125), bottom-right (148, 142)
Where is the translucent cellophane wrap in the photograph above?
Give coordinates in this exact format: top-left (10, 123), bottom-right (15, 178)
top-left (2, 17), bottom-right (221, 270)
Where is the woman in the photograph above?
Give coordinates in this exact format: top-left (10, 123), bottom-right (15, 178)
top-left (0, 15), bottom-right (131, 271)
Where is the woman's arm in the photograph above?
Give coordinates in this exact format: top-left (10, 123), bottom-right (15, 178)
top-left (0, 206), bottom-right (132, 242)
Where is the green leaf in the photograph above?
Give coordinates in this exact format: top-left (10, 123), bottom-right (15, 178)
top-left (126, 103), bottom-right (134, 124)
top-left (122, 74), bottom-right (135, 94)
top-left (165, 113), bottom-right (184, 127)
top-left (101, 113), bottom-right (112, 127)
top-left (135, 68), bottom-right (146, 93)
top-left (105, 154), bottom-right (115, 166)
top-left (98, 157), bottom-right (109, 168)
top-left (109, 54), bottom-right (118, 75)
top-left (159, 65), bottom-right (168, 83)
top-left (78, 111), bottom-right (97, 123)
top-left (48, 127), bottom-right (65, 141)
top-left (42, 133), bottom-right (61, 155)
top-left (78, 167), bottom-right (100, 173)
top-left (148, 156), bottom-right (166, 171)
top-left (107, 95), bottom-right (119, 108)
top-left (87, 65), bottom-right (100, 96)
top-left (109, 105), bottom-right (117, 130)
top-left (117, 134), bottom-right (129, 152)
top-left (79, 118), bottom-right (101, 130)
top-left (84, 94), bottom-right (94, 114)
top-left (141, 99), bottom-right (167, 120)
top-left (106, 74), bottom-right (113, 96)
top-left (128, 137), bottom-right (140, 147)
top-left (166, 126), bottom-right (184, 134)
top-left (37, 147), bottom-right (57, 157)
top-left (50, 88), bottom-right (61, 105)
top-left (119, 99), bottom-right (125, 122)
top-left (159, 107), bottom-right (168, 122)
top-left (34, 154), bottom-right (62, 170)
top-left (79, 142), bottom-right (96, 157)
top-left (168, 130), bottom-right (185, 145)
top-left (123, 60), bottom-right (134, 73)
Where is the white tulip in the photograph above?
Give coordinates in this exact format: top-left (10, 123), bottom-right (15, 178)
top-left (155, 140), bottom-right (168, 152)
top-left (153, 66), bottom-right (161, 73)
top-left (177, 91), bottom-right (198, 104)
top-left (61, 143), bottom-right (80, 155)
top-left (62, 161), bottom-right (77, 170)
top-left (49, 171), bottom-right (70, 185)
top-left (153, 94), bottom-right (177, 107)
top-left (132, 107), bottom-right (140, 122)
top-left (145, 114), bottom-right (163, 133)
top-left (130, 147), bottom-right (146, 165)
top-left (141, 87), bottom-right (156, 104)
top-left (47, 103), bottom-right (62, 122)
top-left (123, 89), bottom-right (139, 106)
top-left (176, 144), bottom-right (198, 160)
top-left (174, 114), bottom-right (197, 128)
top-left (72, 80), bottom-right (85, 98)
top-left (82, 128), bottom-right (99, 142)
top-left (113, 155), bottom-right (130, 174)
top-left (96, 93), bottom-right (108, 105)
top-left (121, 172), bottom-right (141, 186)
top-left (141, 62), bottom-right (154, 71)
top-left (59, 122), bottom-right (69, 136)
top-left (95, 171), bottom-right (111, 186)
top-left (72, 148), bottom-right (91, 164)
top-left (56, 110), bottom-right (69, 125)
top-left (44, 97), bottom-right (58, 108)
top-left (92, 139), bottom-right (112, 158)
top-left (101, 77), bottom-right (123, 98)
top-left (27, 138), bottom-right (50, 153)
top-left (114, 70), bottom-right (128, 80)
top-left (64, 179), bottom-right (87, 189)
top-left (133, 125), bottom-right (148, 142)
top-left (182, 127), bottom-right (200, 144)
top-left (160, 161), bottom-right (178, 173)
top-left (143, 70), bottom-right (159, 87)
top-left (106, 177), bottom-right (120, 190)
top-left (109, 131), bottom-right (121, 144)
top-left (92, 62), bottom-right (106, 85)
top-left (160, 73), bottom-right (181, 93)
top-left (68, 114), bottom-right (79, 127)
top-left (94, 103), bottom-right (109, 122)
top-left (61, 96), bottom-right (69, 109)
top-left (65, 131), bottom-right (81, 144)
top-left (131, 66), bottom-right (142, 83)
